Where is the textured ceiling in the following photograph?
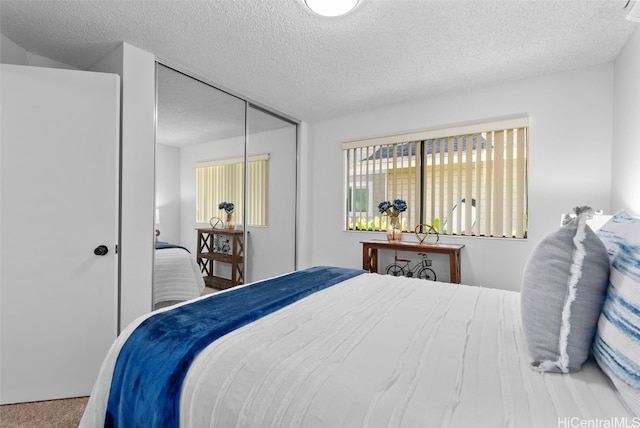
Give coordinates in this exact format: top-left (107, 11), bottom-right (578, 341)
top-left (0, 0), bottom-right (636, 126)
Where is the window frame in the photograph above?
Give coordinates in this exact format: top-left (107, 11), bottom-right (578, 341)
top-left (343, 117), bottom-right (529, 239)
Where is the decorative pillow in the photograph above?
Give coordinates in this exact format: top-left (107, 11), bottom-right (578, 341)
top-left (593, 210), bottom-right (640, 416)
top-left (521, 207), bottom-right (610, 373)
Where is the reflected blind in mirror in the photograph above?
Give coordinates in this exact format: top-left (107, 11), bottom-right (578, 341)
top-left (196, 154), bottom-right (269, 226)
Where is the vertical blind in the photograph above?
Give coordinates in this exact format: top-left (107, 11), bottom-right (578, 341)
top-left (343, 118), bottom-right (528, 238)
top-left (345, 142), bottom-right (421, 232)
top-left (196, 154), bottom-right (269, 226)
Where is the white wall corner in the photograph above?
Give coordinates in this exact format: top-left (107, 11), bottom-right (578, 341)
top-left (296, 121), bottom-right (314, 269)
top-left (612, 26), bottom-right (640, 216)
top-left (1, 33), bottom-right (27, 65)
top-left (91, 42), bottom-right (157, 331)
top-left (1, 33), bottom-right (74, 69)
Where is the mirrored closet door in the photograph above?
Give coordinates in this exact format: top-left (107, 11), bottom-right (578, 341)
top-left (245, 105), bottom-right (297, 281)
top-left (154, 63), bottom-right (297, 308)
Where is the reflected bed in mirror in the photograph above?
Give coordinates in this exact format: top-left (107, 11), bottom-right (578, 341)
top-left (153, 242), bottom-right (204, 310)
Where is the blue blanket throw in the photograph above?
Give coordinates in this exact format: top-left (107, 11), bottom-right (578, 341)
top-left (155, 241), bottom-right (190, 253)
top-left (105, 266), bottom-right (365, 427)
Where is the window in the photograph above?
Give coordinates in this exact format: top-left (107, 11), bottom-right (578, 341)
top-left (343, 118), bottom-right (528, 238)
top-left (347, 186), bottom-right (370, 214)
top-left (196, 154), bottom-right (269, 226)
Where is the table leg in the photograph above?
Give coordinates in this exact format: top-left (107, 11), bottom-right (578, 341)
top-left (371, 249), bottom-right (378, 273)
top-left (449, 251), bottom-right (461, 284)
top-left (362, 246), bottom-right (378, 273)
top-left (362, 246), bottom-right (369, 271)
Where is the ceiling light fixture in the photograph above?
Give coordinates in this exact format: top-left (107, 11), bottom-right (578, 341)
top-left (305, 0), bottom-right (359, 17)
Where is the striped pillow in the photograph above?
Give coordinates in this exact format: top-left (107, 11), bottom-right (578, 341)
top-left (593, 210), bottom-right (640, 416)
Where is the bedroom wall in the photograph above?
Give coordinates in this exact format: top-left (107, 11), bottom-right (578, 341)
top-left (301, 63), bottom-right (615, 291)
top-left (612, 25), bottom-right (640, 216)
top-left (156, 143), bottom-right (182, 244)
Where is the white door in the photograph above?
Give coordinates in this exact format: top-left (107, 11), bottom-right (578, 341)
top-left (0, 64), bottom-right (120, 404)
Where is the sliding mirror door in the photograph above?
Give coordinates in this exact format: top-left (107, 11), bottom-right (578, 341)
top-left (155, 63), bottom-right (246, 308)
top-left (155, 63), bottom-right (298, 306)
top-left (245, 106), bottom-right (297, 282)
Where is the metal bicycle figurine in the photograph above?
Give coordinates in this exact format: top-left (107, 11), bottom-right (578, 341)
top-left (386, 253), bottom-right (437, 281)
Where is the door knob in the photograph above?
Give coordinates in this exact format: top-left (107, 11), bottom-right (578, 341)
top-left (94, 245), bottom-right (109, 256)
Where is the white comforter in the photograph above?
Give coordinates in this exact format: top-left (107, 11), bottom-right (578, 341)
top-left (82, 273), bottom-right (633, 427)
top-left (153, 248), bottom-right (205, 308)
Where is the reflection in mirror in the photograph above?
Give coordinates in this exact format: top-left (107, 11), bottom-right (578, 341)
top-left (154, 63), bottom-right (298, 310)
top-left (154, 63), bottom-right (246, 309)
top-left (246, 105), bottom-right (297, 282)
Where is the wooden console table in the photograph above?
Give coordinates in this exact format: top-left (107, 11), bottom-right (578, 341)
top-left (197, 228), bottom-right (244, 289)
top-left (361, 240), bottom-right (465, 284)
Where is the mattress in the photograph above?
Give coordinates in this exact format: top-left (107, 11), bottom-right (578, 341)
top-left (153, 247), bottom-right (205, 308)
top-left (81, 271), bottom-right (633, 427)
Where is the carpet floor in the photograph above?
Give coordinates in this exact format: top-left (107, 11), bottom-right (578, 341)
top-left (0, 396), bottom-right (88, 428)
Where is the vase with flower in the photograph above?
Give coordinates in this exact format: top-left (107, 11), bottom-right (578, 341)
top-left (219, 202), bottom-right (235, 229)
top-left (378, 199), bottom-right (407, 242)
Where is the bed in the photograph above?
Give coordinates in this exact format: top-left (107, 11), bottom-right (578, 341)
top-left (81, 211), bottom-right (639, 427)
top-left (154, 242), bottom-right (205, 310)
